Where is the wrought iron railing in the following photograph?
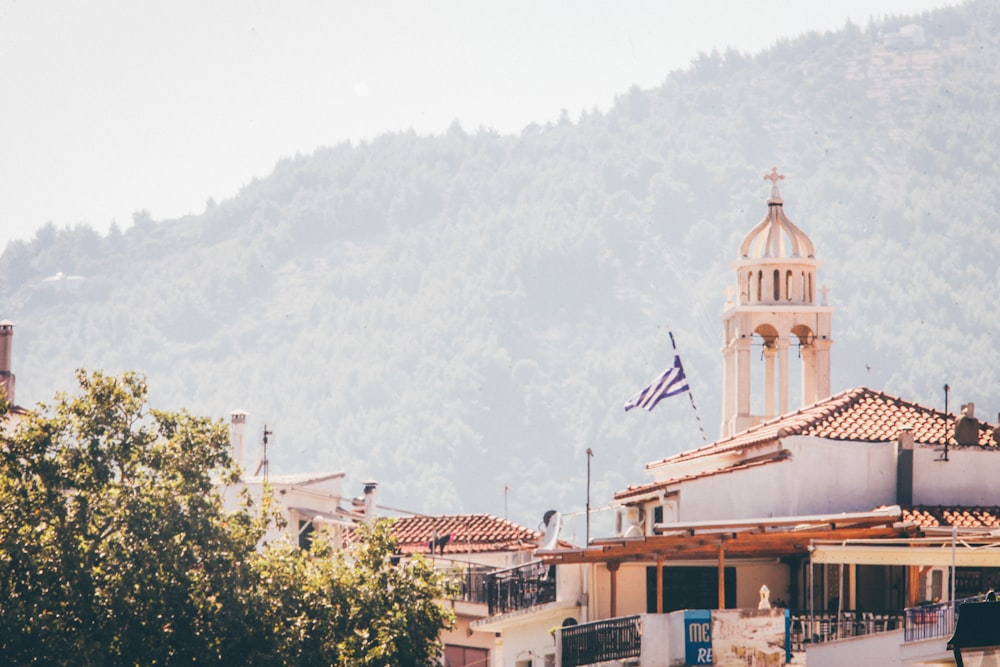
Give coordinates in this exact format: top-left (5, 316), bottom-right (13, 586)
top-left (560, 615), bottom-right (642, 667)
top-left (786, 596), bottom-right (985, 649)
top-left (788, 610), bottom-right (904, 650)
top-left (446, 566), bottom-right (493, 604)
top-left (904, 595), bottom-right (983, 642)
top-left (485, 560), bottom-right (556, 615)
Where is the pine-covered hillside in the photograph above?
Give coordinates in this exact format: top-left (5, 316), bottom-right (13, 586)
top-left (2, 2), bottom-right (999, 531)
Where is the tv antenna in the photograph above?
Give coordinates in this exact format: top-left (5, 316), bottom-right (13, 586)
top-left (254, 424), bottom-right (273, 480)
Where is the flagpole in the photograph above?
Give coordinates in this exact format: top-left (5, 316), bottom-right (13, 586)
top-left (669, 331), bottom-right (709, 443)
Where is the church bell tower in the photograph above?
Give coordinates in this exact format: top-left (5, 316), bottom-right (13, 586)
top-left (720, 169), bottom-right (833, 438)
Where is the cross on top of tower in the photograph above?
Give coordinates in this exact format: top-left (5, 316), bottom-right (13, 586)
top-left (764, 166), bottom-right (784, 202)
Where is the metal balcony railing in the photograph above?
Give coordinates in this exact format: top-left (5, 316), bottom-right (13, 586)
top-left (445, 566), bottom-right (494, 604)
top-left (788, 610), bottom-right (904, 650)
top-left (904, 595), bottom-right (983, 642)
top-left (560, 615), bottom-right (642, 667)
top-left (485, 560), bottom-right (556, 616)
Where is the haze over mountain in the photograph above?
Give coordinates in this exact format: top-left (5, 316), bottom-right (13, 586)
top-left (2, 2), bottom-right (998, 533)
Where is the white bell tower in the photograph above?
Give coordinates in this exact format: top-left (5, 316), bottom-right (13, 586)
top-left (720, 168), bottom-right (833, 438)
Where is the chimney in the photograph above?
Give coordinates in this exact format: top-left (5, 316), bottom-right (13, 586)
top-left (0, 321), bottom-right (15, 406)
top-left (362, 480), bottom-right (378, 522)
top-left (896, 426), bottom-right (914, 506)
top-left (954, 403), bottom-right (980, 446)
top-left (229, 410), bottom-right (247, 470)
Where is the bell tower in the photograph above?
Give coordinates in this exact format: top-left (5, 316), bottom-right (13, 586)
top-left (720, 169), bottom-right (833, 438)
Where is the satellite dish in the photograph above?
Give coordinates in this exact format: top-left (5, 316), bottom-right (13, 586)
top-left (539, 510), bottom-right (561, 551)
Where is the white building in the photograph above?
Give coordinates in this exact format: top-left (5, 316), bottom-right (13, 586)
top-left (476, 170), bottom-right (1000, 667)
top-left (219, 410), bottom-right (357, 547)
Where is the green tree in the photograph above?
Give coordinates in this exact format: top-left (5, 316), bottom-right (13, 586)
top-left (0, 370), bottom-right (453, 666)
top-left (0, 370), bottom-right (265, 665)
top-left (253, 520), bottom-right (454, 667)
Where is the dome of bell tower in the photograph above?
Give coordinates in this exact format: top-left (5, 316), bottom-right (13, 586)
top-left (739, 167), bottom-right (815, 260)
top-left (732, 168), bottom-right (821, 308)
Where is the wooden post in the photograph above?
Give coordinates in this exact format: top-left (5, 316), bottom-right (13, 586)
top-left (718, 542), bottom-right (726, 609)
top-left (907, 566), bottom-right (922, 608)
top-left (608, 561), bottom-right (620, 618)
top-left (656, 557), bottom-right (664, 614)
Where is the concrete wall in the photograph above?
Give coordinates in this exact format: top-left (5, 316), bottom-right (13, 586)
top-left (806, 629), bottom-right (904, 667)
top-left (676, 437), bottom-right (897, 521)
top-left (913, 444), bottom-right (1000, 506)
top-left (497, 606), bottom-right (574, 667)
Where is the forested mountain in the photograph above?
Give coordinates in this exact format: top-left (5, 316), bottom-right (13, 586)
top-left (3, 2), bottom-right (999, 533)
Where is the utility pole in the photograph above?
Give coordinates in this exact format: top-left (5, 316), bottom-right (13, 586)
top-left (586, 448), bottom-right (594, 545)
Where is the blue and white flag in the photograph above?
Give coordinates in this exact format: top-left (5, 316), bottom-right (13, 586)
top-left (624, 354), bottom-right (689, 412)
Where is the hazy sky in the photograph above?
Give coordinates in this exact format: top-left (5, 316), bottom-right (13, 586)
top-left (1, 0), bottom-right (956, 248)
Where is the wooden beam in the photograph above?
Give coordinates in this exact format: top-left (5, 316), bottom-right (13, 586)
top-left (608, 561), bottom-right (620, 618)
top-left (718, 542), bottom-right (726, 609)
top-left (812, 544), bottom-right (1000, 567)
top-left (540, 526), bottom-right (910, 565)
top-left (656, 556), bottom-right (664, 614)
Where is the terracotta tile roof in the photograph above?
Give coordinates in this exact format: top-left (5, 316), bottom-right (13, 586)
top-left (615, 451), bottom-right (790, 500)
top-left (901, 506), bottom-right (1000, 529)
top-left (380, 514), bottom-right (542, 555)
top-left (649, 387), bottom-right (997, 469)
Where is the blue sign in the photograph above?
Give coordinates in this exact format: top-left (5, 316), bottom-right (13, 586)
top-left (684, 610), bottom-right (713, 665)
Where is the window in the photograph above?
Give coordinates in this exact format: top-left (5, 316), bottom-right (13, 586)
top-left (786, 270), bottom-right (793, 301)
top-left (298, 519), bottom-right (314, 550)
top-left (646, 566), bottom-right (736, 612)
top-left (773, 269), bottom-right (780, 301)
top-left (445, 645), bottom-right (489, 667)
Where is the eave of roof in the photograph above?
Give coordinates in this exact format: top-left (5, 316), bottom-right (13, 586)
top-left (615, 450), bottom-right (790, 501)
top-left (244, 471), bottom-right (346, 485)
top-left (538, 506), bottom-right (911, 564)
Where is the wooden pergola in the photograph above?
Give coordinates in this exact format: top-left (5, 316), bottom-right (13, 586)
top-left (537, 507), bottom-right (917, 615)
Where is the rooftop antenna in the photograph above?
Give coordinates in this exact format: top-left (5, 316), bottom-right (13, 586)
top-left (943, 384), bottom-right (950, 462)
top-left (586, 448), bottom-right (594, 545)
top-left (254, 424), bottom-right (273, 480)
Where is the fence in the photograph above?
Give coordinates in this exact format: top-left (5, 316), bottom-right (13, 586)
top-left (485, 560), bottom-right (556, 616)
top-left (560, 615), bottom-right (642, 667)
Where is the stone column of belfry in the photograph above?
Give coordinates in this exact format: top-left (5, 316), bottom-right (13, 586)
top-left (776, 336), bottom-right (790, 416)
top-left (763, 342), bottom-right (776, 418)
top-left (735, 335), bottom-right (752, 427)
top-left (801, 344), bottom-right (818, 406)
top-left (720, 168), bottom-right (833, 439)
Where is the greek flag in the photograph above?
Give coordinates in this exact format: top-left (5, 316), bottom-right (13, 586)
top-left (624, 355), bottom-right (689, 412)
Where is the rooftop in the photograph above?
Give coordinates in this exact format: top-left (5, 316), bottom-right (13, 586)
top-left (616, 387), bottom-right (997, 501)
top-left (378, 514), bottom-right (542, 555)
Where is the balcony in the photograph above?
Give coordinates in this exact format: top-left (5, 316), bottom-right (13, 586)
top-left (485, 560), bottom-right (556, 616)
top-left (556, 609), bottom-right (788, 667)
top-left (446, 565), bottom-right (493, 605)
top-left (784, 595), bottom-right (984, 650)
top-left (560, 615), bottom-right (641, 667)
top-left (904, 595), bottom-right (983, 642)
top-left (789, 609), bottom-right (904, 650)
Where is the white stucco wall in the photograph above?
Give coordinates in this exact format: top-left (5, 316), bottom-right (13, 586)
top-left (675, 436), bottom-right (897, 521)
top-left (913, 444), bottom-right (1000, 506)
top-left (494, 606), bottom-right (573, 667)
top-left (806, 629), bottom-right (904, 667)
